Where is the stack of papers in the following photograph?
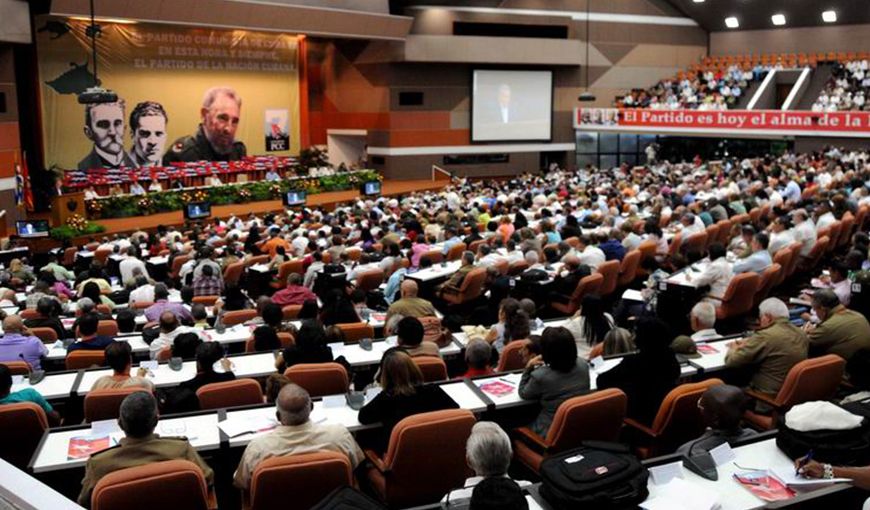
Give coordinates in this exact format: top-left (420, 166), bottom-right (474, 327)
top-left (642, 478), bottom-right (720, 510)
top-left (218, 414), bottom-right (278, 438)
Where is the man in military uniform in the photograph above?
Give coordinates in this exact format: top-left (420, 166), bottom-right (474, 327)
top-left (77, 392), bottom-right (213, 507)
top-left (163, 86), bottom-right (246, 164)
top-left (78, 100), bottom-right (136, 171)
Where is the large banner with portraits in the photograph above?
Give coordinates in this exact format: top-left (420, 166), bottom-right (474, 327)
top-left (36, 17), bottom-right (300, 170)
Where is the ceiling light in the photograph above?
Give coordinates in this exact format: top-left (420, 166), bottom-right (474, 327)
top-left (725, 17), bottom-right (739, 28)
top-left (771, 14), bottom-right (786, 26)
top-left (822, 10), bottom-right (837, 22)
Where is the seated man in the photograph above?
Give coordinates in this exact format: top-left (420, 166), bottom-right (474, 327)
top-left (24, 296), bottom-right (70, 340)
top-left (442, 421), bottom-right (531, 508)
top-left (0, 315), bottom-right (48, 370)
top-left (92, 341), bottom-right (154, 391)
top-left (67, 312), bottom-right (116, 353)
top-left (148, 311), bottom-right (207, 359)
top-left (144, 284), bottom-right (193, 324)
top-left (233, 383), bottom-right (363, 491)
top-left (191, 264), bottom-right (223, 297)
top-left (386, 280), bottom-right (437, 325)
top-left (732, 232), bottom-right (772, 274)
top-left (436, 251), bottom-right (475, 298)
top-left (396, 316), bottom-right (440, 358)
top-left (805, 289), bottom-right (870, 361)
top-left (271, 273), bottom-right (317, 306)
top-left (725, 298), bottom-right (808, 398)
top-left (549, 255), bottom-right (589, 303)
top-left (677, 384), bottom-right (755, 455)
top-left (685, 243), bottom-right (733, 300)
top-left (683, 302), bottom-right (721, 343)
top-left (78, 392), bottom-right (213, 507)
top-left (0, 364), bottom-right (60, 425)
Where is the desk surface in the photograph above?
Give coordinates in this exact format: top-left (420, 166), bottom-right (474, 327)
top-left (406, 261), bottom-right (462, 282)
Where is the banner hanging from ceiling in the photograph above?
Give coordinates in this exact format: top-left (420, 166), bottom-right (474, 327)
top-left (36, 16), bottom-right (301, 170)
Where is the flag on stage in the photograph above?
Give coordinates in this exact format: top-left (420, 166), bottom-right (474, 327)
top-left (14, 152), bottom-right (34, 211)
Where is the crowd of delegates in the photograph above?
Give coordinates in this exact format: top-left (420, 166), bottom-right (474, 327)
top-left (2, 145), bottom-right (870, 507)
top-left (619, 63), bottom-right (761, 110)
top-left (813, 60), bottom-right (870, 112)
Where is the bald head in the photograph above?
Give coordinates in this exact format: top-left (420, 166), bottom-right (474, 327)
top-left (400, 279), bottom-right (419, 298)
top-left (276, 383), bottom-right (311, 426)
top-left (3, 315), bottom-right (24, 334)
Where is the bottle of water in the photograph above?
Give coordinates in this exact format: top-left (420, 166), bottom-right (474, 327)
top-left (214, 311), bottom-right (226, 334)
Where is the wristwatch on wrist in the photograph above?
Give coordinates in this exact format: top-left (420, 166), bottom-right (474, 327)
top-left (823, 463), bottom-right (834, 479)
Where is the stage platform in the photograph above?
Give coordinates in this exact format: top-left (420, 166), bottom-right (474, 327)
top-left (91, 178), bottom-right (447, 237)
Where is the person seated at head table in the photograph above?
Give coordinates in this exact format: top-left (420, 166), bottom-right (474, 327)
top-left (0, 363), bottom-right (60, 425)
top-left (91, 341), bottom-right (154, 392)
top-left (67, 312), bottom-right (116, 353)
top-left (677, 384), bottom-right (756, 456)
top-left (358, 348), bottom-right (458, 452)
top-left (519, 326), bottom-right (591, 438)
top-left (442, 421), bottom-right (531, 508)
top-left (461, 339), bottom-right (495, 379)
top-left (596, 317), bottom-right (680, 426)
top-left (232, 383), bottom-right (364, 491)
top-left (77, 392), bottom-right (213, 508)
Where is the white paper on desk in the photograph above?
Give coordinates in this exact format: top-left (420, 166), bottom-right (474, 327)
top-left (364, 386), bottom-right (382, 404)
top-left (11, 375), bottom-right (23, 385)
top-left (322, 395), bottom-right (346, 408)
top-left (772, 468), bottom-right (851, 487)
top-left (91, 419), bottom-right (121, 436)
top-left (140, 361), bottom-right (158, 371)
top-left (708, 442), bottom-right (736, 466)
top-left (641, 478), bottom-right (719, 510)
top-left (622, 289), bottom-right (644, 302)
top-left (649, 461), bottom-right (684, 485)
top-left (218, 415), bottom-right (278, 438)
top-left (589, 356), bottom-right (605, 370)
top-left (52, 340), bottom-right (64, 350)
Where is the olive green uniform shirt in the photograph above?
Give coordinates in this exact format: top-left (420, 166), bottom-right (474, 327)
top-left (725, 318), bottom-right (809, 396)
top-left (808, 305), bottom-right (870, 361)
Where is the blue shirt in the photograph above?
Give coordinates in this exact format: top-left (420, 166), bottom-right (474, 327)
top-left (442, 237), bottom-right (462, 255)
top-left (782, 181), bottom-right (802, 203)
top-left (733, 250), bottom-right (772, 274)
top-left (0, 333), bottom-right (48, 371)
top-left (384, 267), bottom-right (407, 304)
top-left (0, 388), bottom-right (53, 414)
top-left (545, 231), bottom-right (562, 244)
top-left (66, 335), bottom-right (116, 353)
top-left (599, 240), bottom-right (626, 261)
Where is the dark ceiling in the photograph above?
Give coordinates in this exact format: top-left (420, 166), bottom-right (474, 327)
top-left (664, 0), bottom-right (870, 32)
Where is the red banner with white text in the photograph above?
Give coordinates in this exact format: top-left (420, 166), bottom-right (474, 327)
top-left (574, 108), bottom-right (870, 138)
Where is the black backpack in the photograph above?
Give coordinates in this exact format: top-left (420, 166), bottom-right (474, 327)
top-left (775, 407), bottom-right (870, 467)
top-left (539, 441), bottom-right (649, 509)
top-left (310, 486), bottom-right (386, 510)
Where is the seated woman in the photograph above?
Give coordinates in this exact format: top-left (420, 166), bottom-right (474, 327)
top-left (460, 339), bottom-right (494, 378)
top-left (24, 296), bottom-right (70, 340)
top-left (275, 319), bottom-right (334, 371)
top-left (485, 298), bottom-right (521, 353)
top-left (320, 288), bottom-right (361, 326)
top-left (92, 341), bottom-right (154, 391)
top-left (596, 317), bottom-right (680, 426)
top-left (80, 281), bottom-right (115, 311)
top-left (587, 327), bottom-right (636, 360)
top-left (163, 342), bottom-right (235, 413)
top-left (251, 325), bottom-right (281, 352)
top-left (358, 348), bottom-right (458, 451)
top-left (518, 326), bottom-right (591, 438)
top-left (677, 384), bottom-right (755, 456)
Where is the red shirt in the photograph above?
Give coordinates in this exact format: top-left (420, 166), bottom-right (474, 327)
top-left (272, 285), bottom-right (317, 306)
top-left (460, 367), bottom-right (494, 379)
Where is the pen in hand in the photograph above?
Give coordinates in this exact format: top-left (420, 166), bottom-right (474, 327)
top-left (795, 450), bottom-right (814, 476)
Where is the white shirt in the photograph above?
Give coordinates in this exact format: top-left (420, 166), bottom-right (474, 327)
top-left (119, 257), bottom-right (149, 285)
top-left (691, 257), bottom-right (733, 299)
top-left (579, 245), bottom-right (606, 269)
top-left (816, 212), bottom-right (837, 232)
top-left (129, 284), bottom-right (156, 305)
top-left (148, 326), bottom-right (208, 358)
top-left (691, 329), bottom-right (721, 342)
top-left (793, 220), bottom-right (817, 256)
top-left (768, 229), bottom-right (795, 254)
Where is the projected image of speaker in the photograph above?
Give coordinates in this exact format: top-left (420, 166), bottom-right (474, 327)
top-left (361, 180), bottom-right (381, 197)
top-left (15, 220), bottom-right (50, 238)
top-left (284, 190), bottom-right (307, 207)
top-left (471, 69), bottom-right (553, 143)
top-left (184, 202), bottom-right (211, 220)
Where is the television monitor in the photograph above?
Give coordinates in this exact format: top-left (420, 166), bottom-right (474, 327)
top-left (15, 220), bottom-right (50, 238)
top-left (284, 190), bottom-right (307, 207)
top-left (184, 202), bottom-right (211, 220)
top-left (361, 180), bottom-right (381, 197)
top-left (471, 69), bottom-right (553, 142)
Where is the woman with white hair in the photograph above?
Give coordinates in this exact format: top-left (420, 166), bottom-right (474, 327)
top-left (441, 421), bottom-right (530, 508)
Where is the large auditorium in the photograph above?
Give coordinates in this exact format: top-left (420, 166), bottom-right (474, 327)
top-left (2, 0), bottom-right (870, 508)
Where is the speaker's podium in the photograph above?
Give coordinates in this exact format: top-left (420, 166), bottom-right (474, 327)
top-left (51, 192), bottom-right (87, 227)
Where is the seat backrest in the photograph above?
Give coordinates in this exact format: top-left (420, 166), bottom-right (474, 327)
top-left (0, 361), bottom-right (31, 375)
top-left (718, 273), bottom-right (760, 318)
top-left (570, 273), bottom-right (604, 306)
top-left (508, 260), bottom-right (529, 276)
top-left (19, 308), bottom-right (39, 320)
top-left (28, 327), bottom-right (58, 344)
top-left (785, 242), bottom-right (802, 277)
top-left (196, 378), bottom-right (263, 410)
top-left (681, 231), bottom-right (708, 256)
top-left (775, 354), bottom-right (845, 408)
top-left (223, 309), bottom-right (258, 326)
top-left (546, 388), bottom-right (627, 453)
top-left (636, 240), bottom-right (657, 262)
top-left (446, 242), bottom-right (467, 262)
top-left (170, 255), bottom-right (191, 277)
top-left (667, 233), bottom-right (682, 257)
top-left (336, 322), bottom-right (374, 343)
top-left (493, 259), bottom-right (509, 276)
top-left (422, 250), bottom-right (443, 265)
top-left (92, 459), bottom-right (209, 510)
top-left (715, 220), bottom-right (732, 245)
top-left (97, 320), bottom-right (119, 337)
top-left (223, 261), bottom-right (245, 287)
top-left (805, 236), bottom-right (829, 268)
top-left (381, 409), bottom-right (476, 508)
top-left (249, 451), bottom-right (353, 510)
top-left (456, 267), bottom-right (487, 301)
top-left (596, 260), bottom-right (619, 296)
top-left (66, 350), bottom-right (107, 370)
top-left (617, 250), bottom-right (641, 287)
top-left (284, 363), bottom-right (349, 397)
top-left (412, 357), bottom-right (448, 382)
top-left (496, 340), bottom-right (530, 372)
top-left (246, 255), bottom-right (270, 267)
top-left (192, 295), bottom-right (219, 306)
top-left (63, 247), bottom-right (78, 266)
top-left (85, 387), bottom-right (150, 422)
top-left (355, 269), bottom-right (385, 293)
top-left (0, 402), bottom-right (48, 469)
top-left (704, 225), bottom-right (719, 249)
top-left (282, 305), bottom-right (302, 319)
top-left (825, 221), bottom-right (842, 254)
top-left (753, 263), bottom-right (782, 308)
top-left (837, 214), bottom-right (855, 248)
top-left (650, 379), bottom-right (724, 450)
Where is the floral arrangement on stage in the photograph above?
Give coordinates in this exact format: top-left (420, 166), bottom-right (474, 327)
top-left (85, 170), bottom-right (381, 219)
top-left (50, 214), bottom-right (106, 240)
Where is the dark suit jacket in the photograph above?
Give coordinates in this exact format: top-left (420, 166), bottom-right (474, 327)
top-left (596, 350), bottom-right (680, 425)
top-left (24, 316), bottom-right (70, 340)
top-left (358, 384), bottom-right (458, 451)
top-left (77, 148), bottom-right (135, 171)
